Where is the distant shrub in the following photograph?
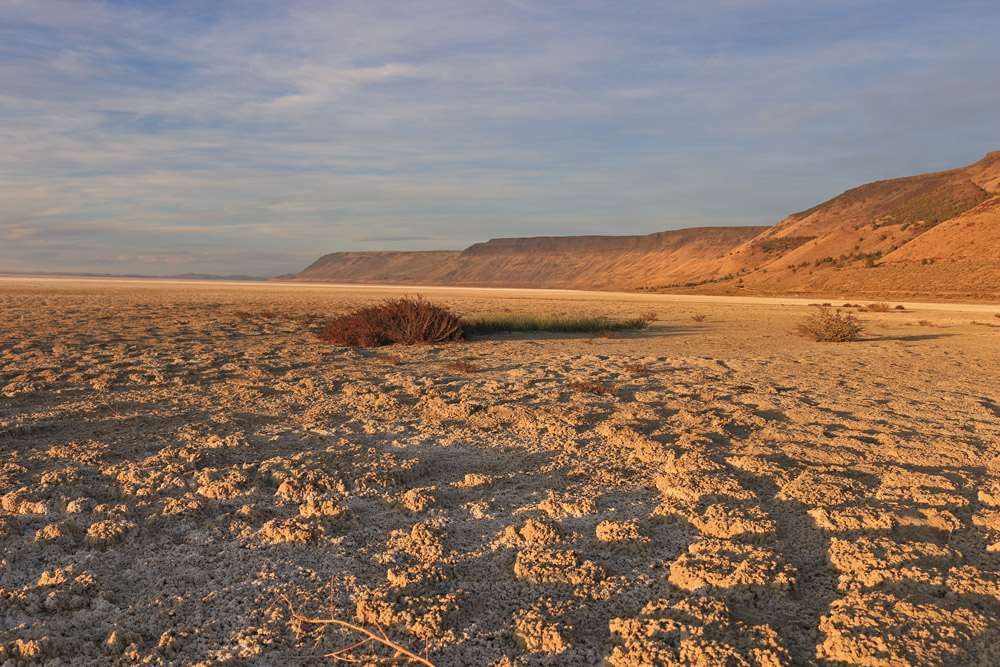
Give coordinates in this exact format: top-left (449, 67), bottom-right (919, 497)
top-left (864, 302), bottom-right (891, 312)
top-left (445, 360), bottom-right (480, 373)
top-left (464, 313), bottom-right (651, 335)
top-left (692, 314), bottom-right (707, 323)
top-left (623, 362), bottom-right (649, 376)
top-left (918, 320), bottom-right (934, 327)
top-left (316, 296), bottom-right (464, 348)
top-left (795, 307), bottom-right (864, 342)
top-left (893, 305), bottom-right (906, 311)
top-left (377, 353), bottom-right (405, 365)
top-left (567, 379), bottom-right (613, 395)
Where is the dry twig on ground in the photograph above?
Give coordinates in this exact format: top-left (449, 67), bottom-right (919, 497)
top-left (282, 595), bottom-right (438, 666)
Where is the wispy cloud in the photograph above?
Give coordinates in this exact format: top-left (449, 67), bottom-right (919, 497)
top-left (1, 0), bottom-right (997, 275)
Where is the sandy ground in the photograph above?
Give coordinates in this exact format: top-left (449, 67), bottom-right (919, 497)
top-left (1, 278), bottom-right (999, 666)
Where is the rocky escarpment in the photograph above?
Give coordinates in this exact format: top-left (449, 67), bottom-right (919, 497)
top-left (279, 226), bottom-right (767, 291)
top-left (278, 151), bottom-right (1000, 299)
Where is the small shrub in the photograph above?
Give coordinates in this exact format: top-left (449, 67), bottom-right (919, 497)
top-left (281, 312), bottom-right (318, 326)
top-left (842, 303), bottom-right (857, 308)
top-left (567, 379), bottom-right (613, 395)
top-left (445, 360), bottom-right (479, 373)
top-left (464, 313), bottom-right (651, 335)
top-left (918, 320), bottom-right (933, 327)
top-left (377, 353), bottom-right (405, 365)
top-left (692, 314), bottom-right (707, 323)
top-left (894, 305), bottom-right (905, 311)
top-left (623, 362), bottom-right (649, 376)
top-left (865, 303), bottom-right (890, 312)
top-left (795, 307), bottom-right (864, 342)
top-left (316, 296), bottom-right (464, 348)
top-left (592, 330), bottom-right (614, 339)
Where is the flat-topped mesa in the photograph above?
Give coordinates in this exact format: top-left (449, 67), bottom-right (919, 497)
top-left (461, 227), bottom-right (767, 257)
top-left (281, 226), bottom-right (767, 290)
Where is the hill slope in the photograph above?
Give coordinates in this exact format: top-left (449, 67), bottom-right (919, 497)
top-left (282, 227), bottom-right (767, 291)
top-left (278, 151), bottom-right (1000, 299)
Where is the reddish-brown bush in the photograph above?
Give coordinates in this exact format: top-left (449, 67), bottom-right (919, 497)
top-left (567, 379), bottom-right (613, 395)
top-left (377, 353), bottom-right (405, 365)
top-left (623, 362), bottom-right (649, 376)
top-left (316, 296), bottom-right (464, 348)
top-left (445, 360), bottom-right (480, 373)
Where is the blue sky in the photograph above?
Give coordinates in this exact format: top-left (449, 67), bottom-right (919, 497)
top-left (1, 0), bottom-right (998, 276)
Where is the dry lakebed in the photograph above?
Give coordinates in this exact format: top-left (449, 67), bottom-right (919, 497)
top-left (1, 278), bottom-right (999, 666)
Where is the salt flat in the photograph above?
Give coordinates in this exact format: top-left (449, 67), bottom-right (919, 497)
top-left (1, 278), bottom-right (998, 665)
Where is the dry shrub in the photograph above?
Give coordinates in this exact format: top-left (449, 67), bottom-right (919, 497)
top-left (692, 314), bottom-right (707, 323)
top-left (445, 360), bottom-right (479, 373)
top-left (316, 296), bottom-right (464, 348)
top-left (623, 362), bottom-right (649, 376)
top-left (464, 313), bottom-right (651, 335)
top-left (864, 302), bottom-right (890, 312)
top-left (795, 307), bottom-right (864, 342)
top-left (377, 353), bottom-right (405, 366)
top-left (233, 309), bottom-right (289, 321)
top-left (567, 379), bottom-right (613, 395)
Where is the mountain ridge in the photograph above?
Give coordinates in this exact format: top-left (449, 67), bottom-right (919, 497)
top-left (277, 152), bottom-right (1000, 300)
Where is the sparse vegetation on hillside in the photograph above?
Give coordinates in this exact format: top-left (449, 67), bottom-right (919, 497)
top-left (751, 236), bottom-right (817, 254)
top-left (795, 307), bottom-right (864, 342)
top-left (787, 175), bottom-right (949, 221)
top-left (874, 180), bottom-right (990, 230)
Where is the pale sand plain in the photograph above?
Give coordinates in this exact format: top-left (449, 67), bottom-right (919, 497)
top-left (1, 278), bottom-right (999, 666)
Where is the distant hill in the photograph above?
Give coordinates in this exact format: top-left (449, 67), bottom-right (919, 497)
top-left (278, 151), bottom-right (1000, 300)
top-left (0, 270), bottom-right (267, 282)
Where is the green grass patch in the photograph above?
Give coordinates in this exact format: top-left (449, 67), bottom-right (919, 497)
top-left (464, 312), bottom-right (654, 335)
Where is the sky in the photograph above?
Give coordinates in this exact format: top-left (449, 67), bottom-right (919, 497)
top-left (1, 0), bottom-right (998, 277)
